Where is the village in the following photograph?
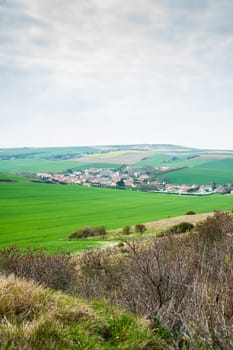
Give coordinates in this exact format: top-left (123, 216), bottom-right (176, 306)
top-left (37, 167), bottom-right (233, 195)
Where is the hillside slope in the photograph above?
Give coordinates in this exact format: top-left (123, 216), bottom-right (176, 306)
top-left (0, 275), bottom-right (164, 349)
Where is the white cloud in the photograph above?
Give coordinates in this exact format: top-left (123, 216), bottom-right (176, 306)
top-left (0, 0), bottom-right (233, 149)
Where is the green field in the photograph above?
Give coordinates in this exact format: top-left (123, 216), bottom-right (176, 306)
top-left (135, 154), bottom-right (173, 167)
top-left (157, 158), bottom-right (233, 185)
top-left (0, 159), bottom-right (119, 174)
top-left (1, 181), bottom-right (233, 252)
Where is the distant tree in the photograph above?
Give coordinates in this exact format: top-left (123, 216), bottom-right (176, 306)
top-left (135, 224), bottom-right (146, 234)
top-left (116, 178), bottom-right (126, 189)
top-left (212, 181), bottom-right (217, 190)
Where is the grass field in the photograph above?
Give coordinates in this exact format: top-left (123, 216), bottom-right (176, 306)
top-left (1, 181), bottom-right (233, 252)
top-left (0, 159), bottom-right (119, 174)
top-left (157, 158), bottom-right (233, 185)
top-left (135, 154), bottom-right (173, 167)
top-left (85, 150), bottom-right (146, 159)
top-left (0, 146), bottom-right (99, 157)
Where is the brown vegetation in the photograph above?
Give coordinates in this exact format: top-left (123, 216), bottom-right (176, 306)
top-left (68, 226), bottom-right (106, 239)
top-left (0, 275), bottom-right (158, 350)
top-left (76, 212), bottom-right (233, 348)
top-left (0, 247), bottom-right (77, 292)
top-left (1, 212), bottom-right (233, 348)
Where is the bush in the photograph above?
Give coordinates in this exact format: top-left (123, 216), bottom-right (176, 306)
top-left (95, 226), bottom-right (106, 237)
top-left (196, 211), bottom-right (233, 245)
top-left (160, 222), bottom-right (194, 237)
top-left (170, 222), bottom-right (194, 234)
top-left (185, 210), bottom-right (196, 215)
top-left (68, 231), bottom-right (82, 239)
top-left (122, 226), bottom-right (131, 235)
top-left (68, 226), bottom-right (106, 239)
top-left (75, 212), bottom-right (233, 347)
top-left (135, 224), bottom-right (146, 234)
top-left (0, 246), bottom-right (77, 292)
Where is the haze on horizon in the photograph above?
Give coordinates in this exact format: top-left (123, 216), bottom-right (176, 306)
top-left (0, 0), bottom-right (233, 150)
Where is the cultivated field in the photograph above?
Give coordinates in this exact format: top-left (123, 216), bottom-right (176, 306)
top-left (1, 146), bottom-right (233, 186)
top-left (157, 158), bottom-right (233, 184)
top-left (76, 150), bottom-right (153, 164)
top-left (0, 181), bottom-right (232, 252)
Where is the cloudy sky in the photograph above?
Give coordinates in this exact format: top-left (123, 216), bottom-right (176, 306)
top-left (0, 0), bottom-right (233, 149)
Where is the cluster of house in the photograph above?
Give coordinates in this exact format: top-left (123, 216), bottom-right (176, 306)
top-left (37, 168), bottom-right (150, 188)
top-left (37, 168), bottom-right (233, 195)
top-left (156, 183), bottom-right (216, 195)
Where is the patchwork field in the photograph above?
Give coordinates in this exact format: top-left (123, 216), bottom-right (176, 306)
top-left (77, 150), bottom-right (153, 164)
top-left (1, 181), bottom-right (233, 252)
top-left (1, 146), bottom-right (233, 187)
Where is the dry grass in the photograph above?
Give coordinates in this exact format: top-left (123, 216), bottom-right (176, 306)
top-left (110, 212), bottom-right (214, 235)
top-left (2, 212), bottom-right (233, 348)
top-left (0, 275), bottom-right (162, 349)
top-left (76, 212), bottom-right (233, 348)
top-left (145, 212), bottom-right (214, 232)
top-left (0, 247), bottom-right (78, 292)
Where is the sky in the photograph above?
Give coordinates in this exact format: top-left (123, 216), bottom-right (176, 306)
top-left (0, 0), bottom-right (233, 149)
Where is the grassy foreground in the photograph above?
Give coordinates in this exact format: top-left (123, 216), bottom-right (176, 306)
top-left (0, 275), bottom-right (162, 350)
top-left (1, 181), bottom-right (233, 252)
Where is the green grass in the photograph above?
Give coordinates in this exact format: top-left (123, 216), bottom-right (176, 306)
top-left (0, 146), bottom-right (120, 173)
top-left (200, 157), bottom-right (233, 170)
top-left (157, 158), bottom-right (233, 185)
top-left (86, 150), bottom-right (146, 159)
top-left (0, 275), bottom-right (162, 350)
top-left (0, 146), bottom-right (99, 157)
top-left (136, 154), bottom-right (233, 170)
top-left (71, 162), bottom-right (119, 170)
top-left (0, 159), bottom-right (84, 174)
top-left (135, 154), bottom-right (173, 168)
top-left (0, 159), bottom-right (119, 174)
top-left (1, 182), bottom-right (233, 252)
top-left (0, 174), bottom-right (30, 182)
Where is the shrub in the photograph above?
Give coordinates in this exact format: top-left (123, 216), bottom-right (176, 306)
top-left (68, 231), bottom-right (81, 239)
top-left (75, 212), bottom-right (233, 347)
top-left (0, 246), bottom-right (77, 292)
top-left (135, 224), bottom-right (146, 234)
top-left (170, 222), bottom-right (194, 234)
top-left (185, 210), bottom-right (196, 215)
top-left (196, 211), bottom-right (233, 246)
top-left (161, 222), bottom-right (194, 237)
top-left (68, 226), bottom-right (106, 239)
top-left (81, 226), bottom-right (95, 237)
top-left (95, 226), bottom-right (106, 237)
top-left (122, 226), bottom-right (131, 235)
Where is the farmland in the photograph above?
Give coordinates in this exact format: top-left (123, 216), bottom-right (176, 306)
top-left (77, 149), bottom-right (153, 164)
top-left (1, 181), bottom-right (233, 252)
top-left (1, 144), bottom-right (233, 253)
top-left (157, 158), bottom-right (233, 185)
top-left (0, 158), bottom-right (119, 174)
top-left (1, 145), bottom-right (233, 187)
